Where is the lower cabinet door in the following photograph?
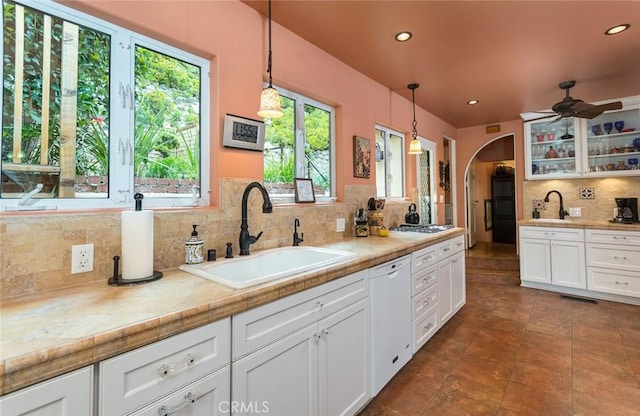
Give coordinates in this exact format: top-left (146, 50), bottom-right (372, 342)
top-left (232, 325), bottom-right (318, 416)
top-left (438, 258), bottom-right (453, 325)
top-left (131, 367), bottom-right (230, 416)
top-left (451, 251), bottom-right (466, 312)
top-left (520, 238), bottom-right (551, 284)
top-left (0, 366), bottom-right (93, 416)
top-left (551, 240), bottom-right (586, 289)
top-left (413, 304), bottom-right (439, 353)
top-left (319, 299), bottom-right (370, 416)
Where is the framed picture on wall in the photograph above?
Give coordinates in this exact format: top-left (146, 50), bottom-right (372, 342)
top-left (222, 114), bottom-right (265, 151)
top-left (353, 135), bottom-right (371, 178)
top-left (485, 199), bottom-right (493, 231)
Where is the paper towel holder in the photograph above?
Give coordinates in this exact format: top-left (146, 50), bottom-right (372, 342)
top-left (108, 255), bottom-right (163, 286)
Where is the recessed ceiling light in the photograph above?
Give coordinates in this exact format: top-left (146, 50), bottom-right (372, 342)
top-left (605, 24), bottom-right (630, 35)
top-left (467, 99), bottom-right (479, 105)
top-left (395, 31), bottom-right (412, 42)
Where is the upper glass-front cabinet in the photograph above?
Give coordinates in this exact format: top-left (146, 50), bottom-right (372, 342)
top-left (524, 96), bottom-right (640, 179)
top-left (525, 118), bottom-right (580, 178)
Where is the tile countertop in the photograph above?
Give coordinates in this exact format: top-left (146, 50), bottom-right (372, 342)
top-left (0, 228), bottom-right (464, 396)
top-left (518, 219), bottom-right (640, 231)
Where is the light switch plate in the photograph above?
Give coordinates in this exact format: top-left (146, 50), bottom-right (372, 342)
top-left (569, 207), bottom-right (581, 217)
top-left (336, 218), bottom-right (346, 232)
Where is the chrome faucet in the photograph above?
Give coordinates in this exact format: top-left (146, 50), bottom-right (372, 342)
top-left (239, 182), bottom-right (273, 255)
top-left (544, 190), bottom-right (569, 219)
top-left (293, 218), bottom-right (304, 246)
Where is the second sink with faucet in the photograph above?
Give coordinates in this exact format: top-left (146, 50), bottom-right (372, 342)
top-left (544, 190), bottom-right (569, 220)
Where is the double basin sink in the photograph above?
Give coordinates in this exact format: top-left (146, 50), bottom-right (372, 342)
top-left (180, 246), bottom-right (357, 289)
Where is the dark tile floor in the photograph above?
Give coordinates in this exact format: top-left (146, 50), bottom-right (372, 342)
top-left (359, 250), bottom-right (640, 415)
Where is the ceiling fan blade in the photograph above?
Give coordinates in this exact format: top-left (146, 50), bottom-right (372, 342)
top-left (575, 101), bottom-right (623, 119)
top-left (526, 113), bottom-right (559, 122)
top-left (569, 101), bottom-right (594, 113)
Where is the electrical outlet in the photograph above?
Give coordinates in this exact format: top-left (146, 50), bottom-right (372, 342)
top-left (569, 207), bottom-right (582, 217)
top-left (336, 218), bottom-right (346, 232)
top-left (72, 244), bottom-right (94, 274)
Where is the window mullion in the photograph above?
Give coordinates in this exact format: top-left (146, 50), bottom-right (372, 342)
top-left (109, 33), bottom-right (134, 206)
top-left (295, 100), bottom-right (307, 178)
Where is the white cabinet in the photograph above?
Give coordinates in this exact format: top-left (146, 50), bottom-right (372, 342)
top-left (524, 95), bottom-right (640, 179)
top-left (437, 235), bottom-right (466, 327)
top-left (520, 226), bottom-right (586, 289)
top-left (410, 243), bottom-right (439, 354)
top-left (586, 229), bottom-right (640, 298)
top-left (99, 319), bottom-right (230, 416)
top-left (231, 270), bottom-right (369, 416)
top-left (0, 366), bottom-right (93, 416)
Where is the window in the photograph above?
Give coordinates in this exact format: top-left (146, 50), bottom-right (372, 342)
top-left (375, 125), bottom-right (405, 198)
top-left (263, 87), bottom-right (335, 202)
top-left (1, 0), bottom-right (209, 210)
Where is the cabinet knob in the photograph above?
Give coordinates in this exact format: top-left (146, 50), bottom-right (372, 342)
top-left (615, 281), bottom-right (630, 286)
top-left (424, 323), bottom-right (433, 331)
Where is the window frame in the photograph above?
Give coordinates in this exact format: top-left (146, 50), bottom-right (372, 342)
top-left (263, 85), bottom-right (336, 204)
top-left (0, 0), bottom-right (210, 211)
top-left (375, 125), bottom-right (406, 199)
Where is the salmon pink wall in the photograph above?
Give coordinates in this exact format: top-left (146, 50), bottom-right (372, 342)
top-left (455, 119), bottom-right (526, 229)
top-left (61, 0), bottom-right (456, 205)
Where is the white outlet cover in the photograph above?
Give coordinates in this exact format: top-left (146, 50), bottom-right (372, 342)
top-left (71, 244), bottom-right (94, 274)
top-left (569, 207), bottom-right (582, 217)
top-left (336, 218), bottom-right (346, 232)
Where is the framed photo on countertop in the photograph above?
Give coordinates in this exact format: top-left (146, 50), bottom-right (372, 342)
top-left (294, 178), bottom-right (316, 203)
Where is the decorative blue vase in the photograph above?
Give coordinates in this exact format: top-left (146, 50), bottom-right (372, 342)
top-left (614, 121), bottom-right (624, 133)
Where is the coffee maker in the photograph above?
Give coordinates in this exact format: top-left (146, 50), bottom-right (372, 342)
top-left (614, 197), bottom-right (638, 223)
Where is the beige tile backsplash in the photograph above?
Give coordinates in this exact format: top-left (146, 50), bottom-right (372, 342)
top-left (0, 179), bottom-right (409, 299)
top-left (523, 177), bottom-right (640, 221)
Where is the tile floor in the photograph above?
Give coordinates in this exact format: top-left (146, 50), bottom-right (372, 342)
top-left (359, 256), bottom-right (640, 415)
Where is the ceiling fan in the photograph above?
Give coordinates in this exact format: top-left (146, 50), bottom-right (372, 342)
top-left (529, 80), bottom-right (623, 123)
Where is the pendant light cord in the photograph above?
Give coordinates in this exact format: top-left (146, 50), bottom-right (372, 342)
top-left (411, 88), bottom-right (418, 140)
top-left (266, 0), bottom-right (274, 88)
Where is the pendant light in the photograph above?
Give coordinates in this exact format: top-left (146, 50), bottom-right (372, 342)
top-left (408, 83), bottom-right (422, 154)
top-left (257, 0), bottom-right (284, 119)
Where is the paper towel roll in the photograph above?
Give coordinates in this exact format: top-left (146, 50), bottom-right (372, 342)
top-left (121, 210), bottom-right (154, 280)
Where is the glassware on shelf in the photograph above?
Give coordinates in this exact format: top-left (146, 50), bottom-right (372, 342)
top-left (615, 121), bottom-right (625, 133)
top-left (603, 122), bottom-right (613, 134)
top-left (591, 124), bottom-right (601, 136)
top-left (545, 146), bottom-right (558, 159)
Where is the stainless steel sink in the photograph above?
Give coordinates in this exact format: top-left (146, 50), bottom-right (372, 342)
top-left (389, 224), bottom-right (455, 233)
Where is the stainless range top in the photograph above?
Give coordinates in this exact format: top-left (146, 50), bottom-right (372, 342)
top-left (389, 224), bottom-right (455, 233)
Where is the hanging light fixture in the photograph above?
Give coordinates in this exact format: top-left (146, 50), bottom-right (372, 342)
top-left (257, 0), bottom-right (283, 118)
top-left (407, 83), bottom-right (422, 154)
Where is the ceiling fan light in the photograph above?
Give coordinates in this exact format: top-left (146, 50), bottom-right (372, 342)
top-left (408, 138), bottom-right (422, 154)
top-left (258, 86), bottom-right (284, 118)
top-left (605, 24), bottom-right (630, 35)
top-left (395, 31), bottom-right (412, 42)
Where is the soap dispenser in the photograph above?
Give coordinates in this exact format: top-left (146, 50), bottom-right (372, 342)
top-left (185, 224), bottom-right (204, 264)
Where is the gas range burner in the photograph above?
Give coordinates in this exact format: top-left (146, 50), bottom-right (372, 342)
top-left (389, 224), bottom-right (455, 233)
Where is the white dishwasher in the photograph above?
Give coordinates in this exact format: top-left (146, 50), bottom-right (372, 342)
top-left (370, 255), bottom-right (412, 396)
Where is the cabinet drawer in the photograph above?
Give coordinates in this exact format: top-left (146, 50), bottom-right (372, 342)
top-left (586, 244), bottom-right (640, 272)
top-left (130, 367), bottom-right (230, 416)
top-left (411, 246), bottom-right (437, 274)
top-left (520, 226), bottom-right (584, 242)
top-left (99, 319), bottom-right (230, 416)
top-left (412, 304), bottom-right (439, 353)
top-left (232, 270), bottom-right (368, 360)
top-left (0, 366), bottom-right (93, 416)
top-left (586, 229), bottom-right (640, 246)
top-left (412, 286), bottom-right (438, 319)
top-left (587, 267), bottom-right (640, 298)
top-left (412, 265), bottom-right (438, 296)
top-left (437, 235), bottom-right (465, 261)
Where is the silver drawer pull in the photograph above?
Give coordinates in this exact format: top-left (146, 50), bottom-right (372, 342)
top-left (613, 256), bottom-right (628, 260)
top-left (615, 281), bottom-right (630, 286)
top-left (613, 236), bottom-right (627, 240)
top-left (424, 323), bottom-right (434, 331)
top-left (157, 353), bottom-right (196, 378)
top-left (422, 276), bottom-right (434, 283)
top-left (422, 297), bottom-right (432, 306)
top-left (316, 301), bottom-right (324, 309)
top-left (158, 392), bottom-right (196, 416)
top-left (443, 247), bottom-right (450, 252)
